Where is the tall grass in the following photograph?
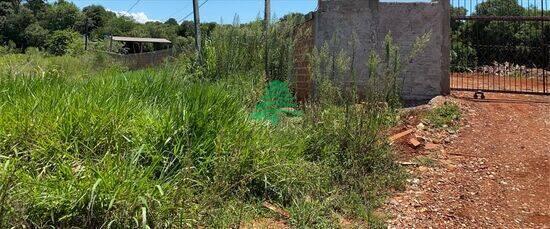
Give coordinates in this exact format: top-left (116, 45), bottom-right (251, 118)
top-left (0, 18), bottom-right (427, 227)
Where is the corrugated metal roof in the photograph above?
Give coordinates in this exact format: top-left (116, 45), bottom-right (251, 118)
top-left (111, 36), bottom-right (172, 44)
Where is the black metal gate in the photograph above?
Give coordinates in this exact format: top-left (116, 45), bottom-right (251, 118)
top-left (450, 0), bottom-right (549, 95)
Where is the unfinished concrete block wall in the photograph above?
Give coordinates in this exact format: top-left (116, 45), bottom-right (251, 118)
top-left (293, 0), bottom-right (450, 101)
top-left (378, 1), bottom-right (451, 99)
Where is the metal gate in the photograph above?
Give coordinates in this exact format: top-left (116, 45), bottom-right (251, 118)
top-left (450, 0), bottom-right (549, 95)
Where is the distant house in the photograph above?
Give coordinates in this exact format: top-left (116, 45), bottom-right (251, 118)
top-left (108, 36), bottom-right (175, 69)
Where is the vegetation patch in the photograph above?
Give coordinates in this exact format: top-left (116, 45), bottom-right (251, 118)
top-left (423, 102), bottom-right (462, 129)
top-left (0, 6), bottom-right (429, 227)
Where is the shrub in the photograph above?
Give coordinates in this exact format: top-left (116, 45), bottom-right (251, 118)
top-left (24, 23), bottom-right (49, 48)
top-left (0, 45), bottom-right (9, 55)
top-left (46, 30), bottom-right (81, 56)
top-left (451, 39), bottom-right (478, 72)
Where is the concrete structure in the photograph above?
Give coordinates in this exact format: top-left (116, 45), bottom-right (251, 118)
top-left (109, 49), bottom-right (175, 70)
top-left (294, 0), bottom-right (451, 101)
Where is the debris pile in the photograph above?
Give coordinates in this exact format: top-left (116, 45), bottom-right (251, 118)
top-left (475, 61), bottom-right (549, 77)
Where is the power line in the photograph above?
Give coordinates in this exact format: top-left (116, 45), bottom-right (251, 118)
top-left (127, 0), bottom-right (142, 13)
top-left (179, 0), bottom-right (209, 23)
top-left (167, 5), bottom-right (192, 19)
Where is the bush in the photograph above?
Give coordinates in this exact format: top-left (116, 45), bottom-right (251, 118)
top-left (0, 45), bottom-right (9, 55)
top-left (46, 30), bottom-right (82, 56)
top-left (24, 23), bottom-right (49, 48)
top-left (451, 39), bottom-right (478, 72)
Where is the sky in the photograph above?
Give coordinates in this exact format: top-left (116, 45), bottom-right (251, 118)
top-left (49, 0), bottom-right (549, 24)
top-left (52, 0), bottom-right (319, 24)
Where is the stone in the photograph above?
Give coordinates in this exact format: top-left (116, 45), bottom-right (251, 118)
top-left (428, 95), bottom-right (447, 107)
top-left (409, 138), bottom-right (422, 148)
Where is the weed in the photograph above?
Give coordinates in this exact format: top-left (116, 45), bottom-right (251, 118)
top-left (0, 18), bottom-right (427, 228)
top-left (414, 156), bottom-right (438, 167)
top-left (424, 102), bottom-right (462, 129)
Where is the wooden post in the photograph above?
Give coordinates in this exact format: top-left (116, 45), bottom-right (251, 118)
top-left (264, 0), bottom-right (271, 80)
top-left (84, 19), bottom-right (89, 51)
top-left (109, 36), bottom-right (113, 52)
top-left (193, 0), bottom-right (202, 61)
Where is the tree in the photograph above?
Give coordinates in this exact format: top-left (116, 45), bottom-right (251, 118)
top-left (0, 1), bottom-right (16, 41)
top-left (178, 20), bottom-right (195, 37)
top-left (46, 29), bottom-right (77, 55)
top-left (24, 22), bottom-right (48, 47)
top-left (2, 5), bottom-right (35, 48)
top-left (45, 0), bottom-right (82, 31)
top-left (24, 0), bottom-right (47, 16)
top-left (165, 18), bottom-right (178, 26)
top-left (451, 7), bottom-right (467, 31)
top-left (82, 5), bottom-right (108, 31)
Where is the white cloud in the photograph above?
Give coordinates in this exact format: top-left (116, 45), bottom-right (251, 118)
top-left (108, 9), bottom-right (158, 24)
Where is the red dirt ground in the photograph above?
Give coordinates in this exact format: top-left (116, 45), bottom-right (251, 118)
top-left (385, 92), bottom-right (550, 228)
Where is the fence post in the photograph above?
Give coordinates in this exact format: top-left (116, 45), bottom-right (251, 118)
top-left (85, 19), bottom-right (89, 51)
top-left (441, 0), bottom-right (451, 95)
top-left (264, 0), bottom-right (271, 80)
top-left (542, 0), bottom-right (547, 94)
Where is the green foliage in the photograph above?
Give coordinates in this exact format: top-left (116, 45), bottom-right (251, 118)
top-left (0, 50), bottom-right (122, 77)
top-left (23, 22), bottom-right (48, 48)
top-left (451, 39), bottom-right (478, 72)
top-left (451, 0), bottom-right (549, 69)
top-left (311, 32), bottom-right (431, 106)
top-left (46, 29), bottom-right (81, 56)
top-left (0, 45), bottom-right (10, 55)
top-left (82, 5), bottom-right (110, 32)
top-left (0, 31), bottom-right (409, 227)
top-left (0, 7), bottom-right (425, 227)
top-left (202, 20), bottom-right (264, 79)
top-left (424, 102), bottom-right (461, 129)
top-left (298, 32), bottom-right (430, 224)
top-left (44, 0), bottom-right (82, 31)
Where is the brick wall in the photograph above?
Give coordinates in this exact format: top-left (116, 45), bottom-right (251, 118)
top-left (292, 18), bottom-right (315, 102)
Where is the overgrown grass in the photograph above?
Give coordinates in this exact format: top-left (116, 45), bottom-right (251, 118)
top-left (0, 59), bottom-right (403, 227)
top-left (0, 18), bottom-right (414, 227)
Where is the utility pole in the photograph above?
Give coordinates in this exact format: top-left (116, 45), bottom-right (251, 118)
top-left (264, 0), bottom-right (270, 80)
top-left (193, 0), bottom-right (202, 61)
top-left (84, 18), bottom-right (89, 51)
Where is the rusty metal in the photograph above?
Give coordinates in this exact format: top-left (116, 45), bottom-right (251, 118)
top-left (543, 0), bottom-right (548, 94)
top-left (452, 15), bottom-right (550, 21)
top-left (450, 0), bottom-right (549, 95)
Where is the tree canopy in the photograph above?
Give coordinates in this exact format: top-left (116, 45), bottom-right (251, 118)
top-left (0, 0), bottom-right (219, 55)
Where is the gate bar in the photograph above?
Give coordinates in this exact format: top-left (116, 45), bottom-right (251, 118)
top-left (452, 16), bottom-right (550, 21)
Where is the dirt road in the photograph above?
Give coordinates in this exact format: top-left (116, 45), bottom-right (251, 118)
top-left (386, 92), bottom-right (550, 228)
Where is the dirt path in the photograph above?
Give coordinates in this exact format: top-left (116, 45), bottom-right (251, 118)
top-left (385, 92), bottom-right (550, 228)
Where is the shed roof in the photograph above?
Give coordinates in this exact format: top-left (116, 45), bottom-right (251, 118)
top-left (111, 36), bottom-right (172, 44)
